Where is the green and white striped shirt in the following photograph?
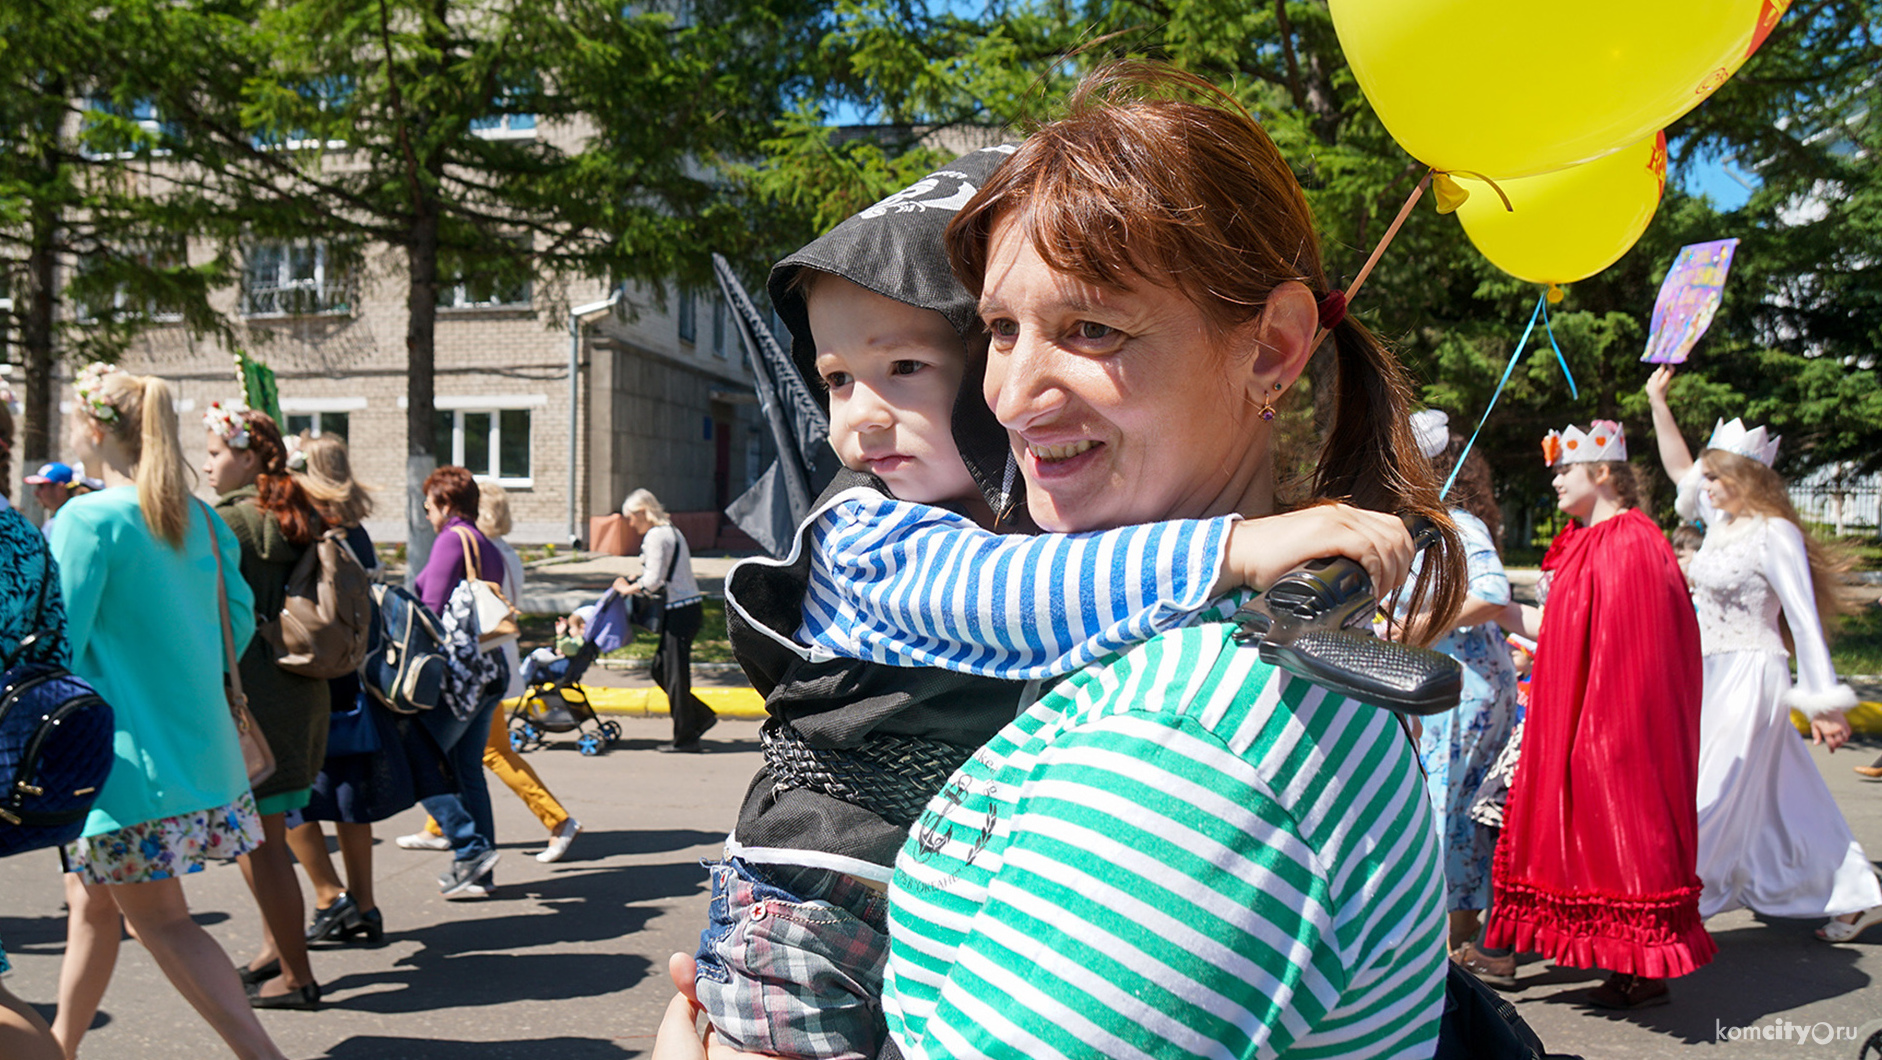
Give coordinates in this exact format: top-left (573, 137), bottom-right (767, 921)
top-left (884, 620), bottom-right (1446, 1060)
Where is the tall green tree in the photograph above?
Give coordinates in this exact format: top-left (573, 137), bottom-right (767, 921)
top-left (101, 0), bottom-right (835, 549)
top-left (751, 0), bottom-right (1882, 542)
top-left (0, 0), bottom-right (233, 494)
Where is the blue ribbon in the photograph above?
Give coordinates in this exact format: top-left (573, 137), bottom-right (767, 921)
top-left (1441, 292), bottom-right (1578, 498)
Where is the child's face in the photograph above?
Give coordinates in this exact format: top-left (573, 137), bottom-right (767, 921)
top-left (807, 275), bottom-right (977, 505)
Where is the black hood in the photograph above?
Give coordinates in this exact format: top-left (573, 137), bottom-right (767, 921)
top-left (767, 143), bottom-right (1022, 523)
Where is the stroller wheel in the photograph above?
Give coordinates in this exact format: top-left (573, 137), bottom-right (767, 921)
top-left (600, 720), bottom-right (623, 743)
top-left (509, 725), bottom-right (530, 752)
top-left (577, 732), bottom-right (603, 756)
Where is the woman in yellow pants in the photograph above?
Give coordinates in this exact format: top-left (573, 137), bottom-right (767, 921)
top-left (397, 485), bottom-right (581, 863)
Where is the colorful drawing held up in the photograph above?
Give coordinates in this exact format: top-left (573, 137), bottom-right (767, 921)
top-left (1642, 239), bottom-right (1740, 365)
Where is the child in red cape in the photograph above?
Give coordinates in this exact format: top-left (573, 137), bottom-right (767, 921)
top-left (1488, 421), bottom-right (1714, 1009)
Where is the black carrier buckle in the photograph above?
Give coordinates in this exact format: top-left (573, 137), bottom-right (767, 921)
top-left (1232, 517), bottom-right (1463, 716)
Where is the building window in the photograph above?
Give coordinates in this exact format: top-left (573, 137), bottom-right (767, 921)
top-left (285, 411), bottom-right (350, 439)
top-left (81, 98), bottom-right (179, 157)
top-left (73, 244), bottom-right (186, 324)
top-left (469, 112), bottom-right (538, 138)
top-left (676, 287), bottom-right (696, 344)
top-left (712, 299), bottom-right (728, 357)
top-left (242, 241), bottom-right (350, 317)
top-left (434, 408), bottom-right (531, 486)
top-left (437, 241), bottom-right (532, 309)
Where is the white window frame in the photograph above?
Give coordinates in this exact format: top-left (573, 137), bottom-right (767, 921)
top-left (415, 394), bottom-right (543, 488)
top-left (242, 240), bottom-right (349, 318)
top-left (469, 113), bottom-right (538, 140)
top-left (280, 398), bottom-right (365, 439)
top-left (437, 242), bottom-right (533, 310)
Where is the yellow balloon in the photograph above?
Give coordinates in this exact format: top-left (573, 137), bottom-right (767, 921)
top-left (1330, 0), bottom-right (1790, 179)
top-left (1455, 132), bottom-right (1667, 286)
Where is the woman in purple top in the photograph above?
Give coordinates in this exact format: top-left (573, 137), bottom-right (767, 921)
top-left (412, 466), bottom-right (509, 898)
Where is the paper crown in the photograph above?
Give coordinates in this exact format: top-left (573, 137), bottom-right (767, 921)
top-left (1410, 409), bottom-right (1450, 459)
top-left (1542, 420), bottom-right (1627, 466)
top-left (1705, 417), bottom-right (1780, 467)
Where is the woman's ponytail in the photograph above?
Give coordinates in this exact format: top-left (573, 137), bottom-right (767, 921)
top-left (1315, 319), bottom-right (1465, 645)
top-left (134, 376), bottom-right (191, 547)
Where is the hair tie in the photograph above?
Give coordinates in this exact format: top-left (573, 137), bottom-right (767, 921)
top-left (1317, 290), bottom-right (1348, 330)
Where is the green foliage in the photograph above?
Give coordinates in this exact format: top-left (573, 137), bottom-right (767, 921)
top-left (747, 0), bottom-right (1882, 539)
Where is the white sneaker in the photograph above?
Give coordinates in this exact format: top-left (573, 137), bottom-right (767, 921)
top-left (537, 818), bottom-right (582, 863)
top-left (396, 831), bottom-right (451, 851)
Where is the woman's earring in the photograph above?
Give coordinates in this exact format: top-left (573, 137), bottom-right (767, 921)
top-left (1258, 382), bottom-right (1283, 422)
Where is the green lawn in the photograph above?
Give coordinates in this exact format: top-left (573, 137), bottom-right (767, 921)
top-left (1832, 603), bottom-right (1882, 678)
top-left (518, 598), bottom-right (737, 664)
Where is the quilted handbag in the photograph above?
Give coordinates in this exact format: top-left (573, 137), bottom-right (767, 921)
top-left (0, 549), bottom-right (115, 858)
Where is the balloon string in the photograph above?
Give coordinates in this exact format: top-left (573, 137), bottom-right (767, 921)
top-left (1309, 170), bottom-right (1432, 353)
top-left (1444, 168), bottom-right (1516, 211)
top-left (1541, 295), bottom-right (1578, 399)
top-left (1443, 292), bottom-right (1548, 499)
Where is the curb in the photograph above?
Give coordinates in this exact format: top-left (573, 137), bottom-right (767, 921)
top-left (508, 685), bottom-right (766, 720)
top-left (516, 691), bottom-right (1882, 732)
top-left (1790, 702), bottom-right (1882, 738)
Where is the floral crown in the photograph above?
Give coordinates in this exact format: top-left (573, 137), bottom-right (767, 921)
top-left (285, 433), bottom-right (307, 472)
top-left (204, 400), bottom-right (252, 449)
top-left (74, 363), bottom-right (122, 425)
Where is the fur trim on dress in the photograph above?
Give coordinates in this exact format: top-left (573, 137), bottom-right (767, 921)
top-left (1783, 683), bottom-right (1858, 717)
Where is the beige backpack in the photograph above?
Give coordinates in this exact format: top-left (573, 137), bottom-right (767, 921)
top-left (262, 527), bottom-right (374, 679)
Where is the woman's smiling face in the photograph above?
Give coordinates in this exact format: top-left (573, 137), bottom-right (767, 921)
top-left (978, 213), bottom-right (1271, 532)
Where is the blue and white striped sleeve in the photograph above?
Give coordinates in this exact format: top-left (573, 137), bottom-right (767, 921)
top-left (797, 495), bottom-right (1236, 680)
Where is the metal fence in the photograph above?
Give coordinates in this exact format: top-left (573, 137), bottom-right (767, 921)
top-left (1791, 465), bottom-right (1882, 536)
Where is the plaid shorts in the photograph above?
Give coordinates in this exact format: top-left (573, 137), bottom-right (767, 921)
top-left (694, 858), bottom-right (890, 1060)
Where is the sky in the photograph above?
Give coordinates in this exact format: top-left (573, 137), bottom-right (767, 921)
top-left (1681, 154), bottom-right (1756, 211)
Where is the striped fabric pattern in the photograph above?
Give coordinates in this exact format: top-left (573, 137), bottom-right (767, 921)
top-left (884, 620), bottom-right (1446, 1060)
top-left (800, 495), bottom-right (1236, 681)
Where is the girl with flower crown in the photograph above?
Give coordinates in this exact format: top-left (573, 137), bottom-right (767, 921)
top-left (1646, 366), bottom-right (1882, 943)
top-left (203, 402), bottom-right (331, 1009)
top-left (1488, 419), bottom-right (1714, 1010)
top-left (49, 365), bottom-right (288, 1059)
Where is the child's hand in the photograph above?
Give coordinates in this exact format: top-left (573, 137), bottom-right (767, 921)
top-left (1645, 365), bottom-right (1675, 406)
top-left (1217, 505), bottom-right (1414, 599)
top-left (652, 953), bottom-right (776, 1060)
top-left (555, 617), bottom-right (568, 633)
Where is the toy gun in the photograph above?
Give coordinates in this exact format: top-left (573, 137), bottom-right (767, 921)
top-left (1231, 517), bottom-right (1463, 716)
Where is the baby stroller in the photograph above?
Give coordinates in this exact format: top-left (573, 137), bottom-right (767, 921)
top-left (507, 588), bottom-right (629, 756)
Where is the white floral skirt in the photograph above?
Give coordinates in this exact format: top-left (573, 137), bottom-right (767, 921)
top-left (62, 791), bottom-right (264, 885)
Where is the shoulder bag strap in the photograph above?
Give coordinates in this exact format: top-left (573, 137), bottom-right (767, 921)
top-left (659, 525), bottom-right (680, 585)
top-left (452, 525), bottom-right (482, 582)
top-left (202, 503), bottom-right (249, 718)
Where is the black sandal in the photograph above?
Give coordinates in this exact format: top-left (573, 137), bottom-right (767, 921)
top-left (236, 958), bottom-right (280, 988)
top-left (305, 892), bottom-right (360, 944)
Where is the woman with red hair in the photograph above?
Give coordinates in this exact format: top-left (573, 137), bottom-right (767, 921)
top-left (204, 403), bottom-right (330, 1010)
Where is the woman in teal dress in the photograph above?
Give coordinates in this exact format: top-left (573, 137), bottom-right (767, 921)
top-left (50, 364), bottom-right (287, 1059)
top-left (1403, 412), bottom-right (1520, 957)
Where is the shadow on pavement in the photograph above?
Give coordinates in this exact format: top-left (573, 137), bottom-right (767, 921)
top-left (324, 951), bottom-right (653, 1014)
top-left (1515, 918), bottom-right (1874, 1044)
top-left (315, 858), bottom-right (709, 1012)
top-left (321, 1034), bottom-right (633, 1058)
top-left (529, 828), bottom-right (726, 863)
top-left (604, 737), bottom-right (761, 755)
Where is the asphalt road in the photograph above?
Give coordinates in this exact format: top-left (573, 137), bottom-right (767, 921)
top-left (2, 715), bottom-right (1878, 1059)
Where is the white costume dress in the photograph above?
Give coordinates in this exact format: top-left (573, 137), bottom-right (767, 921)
top-left (1682, 470), bottom-right (1881, 919)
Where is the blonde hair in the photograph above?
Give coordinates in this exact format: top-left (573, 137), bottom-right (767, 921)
top-left (1703, 449), bottom-right (1850, 633)
top-left (477, 480), bottom-right (513, 538)
top-left (621, 488), bottom-right (671, 526)
top-left (292, 433), bottom-right (375, 528)
top-left (82, 370), bottom-right (191, 547)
